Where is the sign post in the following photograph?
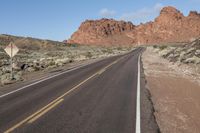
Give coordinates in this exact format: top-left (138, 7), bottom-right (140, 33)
top-left (4, 42), bottom-right (19, 80)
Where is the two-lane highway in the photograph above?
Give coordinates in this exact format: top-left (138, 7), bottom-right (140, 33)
top-left (0, 48), bottom-right (143, 133)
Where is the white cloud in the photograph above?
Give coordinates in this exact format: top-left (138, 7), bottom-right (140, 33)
top-left (120, 3), bottom-right (164, 24)
top-left (99, 8), bottom-right (116, 17)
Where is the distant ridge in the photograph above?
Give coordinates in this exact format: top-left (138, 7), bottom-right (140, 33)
top-left (0, 34), bottom-right (66, 50)
top-left (68, 6), bottom-right (200, 46)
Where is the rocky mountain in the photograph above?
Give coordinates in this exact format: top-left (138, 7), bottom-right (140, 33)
top-left (136, 7), bottom-right (200, 44)
top-left (68, 18), bottom-right (135, 46)
top-left (68, 6), bottom-right (200, 46)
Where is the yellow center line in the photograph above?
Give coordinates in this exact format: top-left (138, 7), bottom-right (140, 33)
top-left (4, 57), bottom-right (123, 133)
top-left (4, 73), bottom-right (97, 133)
top-left (97, 69), bottom-right (106, 75)
top-left (27, 99), bottom-right (64, 124)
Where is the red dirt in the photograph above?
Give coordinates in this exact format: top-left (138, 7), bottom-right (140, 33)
top-left (142, 48), bottom-right (200, 133)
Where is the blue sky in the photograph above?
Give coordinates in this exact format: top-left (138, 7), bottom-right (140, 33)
top-left (0, 0), bottom-right (200, 41)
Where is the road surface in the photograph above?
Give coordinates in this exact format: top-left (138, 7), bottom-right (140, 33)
top-left (0, 48), bottom-right (144, 133)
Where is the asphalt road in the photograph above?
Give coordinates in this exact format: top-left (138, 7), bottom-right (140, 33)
top-left (0, 48), bottom-right (144, 133)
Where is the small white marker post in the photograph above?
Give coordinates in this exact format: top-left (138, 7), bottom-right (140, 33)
top-left (4, 42), bottom-right (19, 80)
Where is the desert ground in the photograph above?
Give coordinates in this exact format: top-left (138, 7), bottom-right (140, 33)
top-left (1, 2), bottom-right (200, 133)
top-left (142, 39), bottom-right (200, 133)
top-left (1, 33), bottom-right (200, 133)
top-left (0, 34), bottom-right (133, 86)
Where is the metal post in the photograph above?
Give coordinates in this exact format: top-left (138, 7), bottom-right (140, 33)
top-left (11, 42), bottom-right (14, 80)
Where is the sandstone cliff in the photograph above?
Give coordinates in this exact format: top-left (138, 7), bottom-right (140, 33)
top-left (136, 6), bottom-right (200, 44)
top-left (68, 6), bottom-right (200, 46)
top-left (68, 18), bottom-right (135, 46)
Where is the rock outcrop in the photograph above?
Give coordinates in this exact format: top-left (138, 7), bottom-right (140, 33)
top-left (68, 18), bottom-right (135, 46)
top-left (68, 6), bottom-right (200, 46)
top-left (136, 6), bottom-right (200, 44)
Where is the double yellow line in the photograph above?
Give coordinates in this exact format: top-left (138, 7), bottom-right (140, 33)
top-left (4, 58), bottom-right (122, 133)
top-left (5, 98), bottom-right (64, 133)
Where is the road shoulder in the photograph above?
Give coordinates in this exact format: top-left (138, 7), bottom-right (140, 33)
top-left (140, 51), bottom-right (160, 133)
top-left (142, 47), bottom-right (200, 133)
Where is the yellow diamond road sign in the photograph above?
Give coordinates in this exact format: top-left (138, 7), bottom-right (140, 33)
top-left (4, 42), bottom-right (19, 57)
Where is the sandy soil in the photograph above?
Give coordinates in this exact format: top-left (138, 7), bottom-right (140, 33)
top-left (142, 47), bottom-right (200, 133)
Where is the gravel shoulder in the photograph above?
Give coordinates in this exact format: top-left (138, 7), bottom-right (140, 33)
top-left (140, 56), bottom-right (160, 133)
top-left (142, 47), bottom-right (200, 133)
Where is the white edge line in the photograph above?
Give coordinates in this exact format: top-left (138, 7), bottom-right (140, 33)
top-left (136, 54), bottom-right (141, 133)
top-left (0, 62), bottom-right (92, 98)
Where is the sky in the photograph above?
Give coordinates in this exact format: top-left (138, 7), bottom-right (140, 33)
top-left (0, 0), bottom-right (200, 41)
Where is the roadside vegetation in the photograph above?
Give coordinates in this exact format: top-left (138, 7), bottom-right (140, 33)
top-left (0, 34), bottom-right (133, 86)
top-left (152, 38), bottom-right (200, 65)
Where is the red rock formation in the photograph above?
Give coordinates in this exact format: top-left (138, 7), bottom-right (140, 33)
top-left (68, 18), bottom-right (135, 46)
top-left (68, 6), bottom-right (200, 46)
top-left (135, 6), bottom-right (200, 44)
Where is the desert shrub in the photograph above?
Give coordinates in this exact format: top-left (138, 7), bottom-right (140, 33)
top-left (105, 48), bottom-right (113, 54)
top-left (68, 54), bottom-right (75, 60)
top-left (49, 61), bottom-right (56, 66)
top-left (117, 47), bottom-right (123, 51)
top-left (85, 52), bottom-right (93, 59)
top-left (101, 49), bottom-right (108, 53)
top-left (67, 43), bottom-right (78, 47)
top-left (20, 44), bottom-right (40, 51)
top-left (159, 45), bottom-right (167, 50)
top-left (153, 45), bottom-right (158, 48)
top-left (69, 60), bottom-right (74, 63)
top-left (0, 42), bottom-right (7, 46)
